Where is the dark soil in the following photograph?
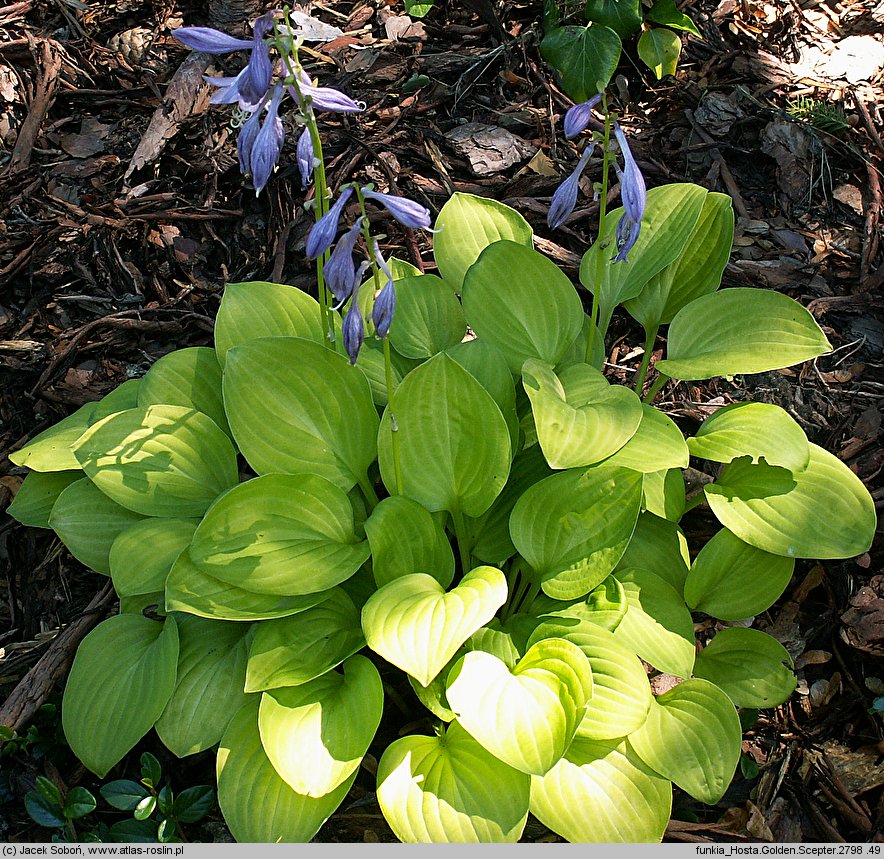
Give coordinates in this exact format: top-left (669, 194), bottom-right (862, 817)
top-left (1, 0), bottom-right (882, 844)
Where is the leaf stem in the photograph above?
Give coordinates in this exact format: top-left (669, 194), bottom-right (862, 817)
top-left (357, 472), bottom-right (380, 510)
top-left (643, 372), bottom-right (671, 404)
top-left (634, 325), bottom-right (659, 394)
top-left (383, 337), bottom-right (403, 495)
top-left (450, 508), bottom-right (472, 577)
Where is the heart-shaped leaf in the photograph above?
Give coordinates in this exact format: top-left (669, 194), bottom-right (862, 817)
top-left (637, 28), bottom-right (681, 79)
top-left (361, 566), bottom-right (507, 687)
top-left (138, 347), bottom-right (231, 439)
top-left (223, 336), bottom-right (379, 491)
top-left (376, 720), bottom-right (530, 842)
top-left (462, 241), bottom-right (585, 374)
top-left (364, 495), bottom-right (455, 588)
top-left (584, 0), bottom-right (642, 37)
top-left (530, 576), bottom-right (628, 632)
top-left (110, 518), bottom-right (197, 597)
top-left (646, 0), bottom-right (701, 35)
top-left (259, 655), bottom-right (383, 797)
top-left (388, 274), bottom-right (467, 359)
top-left (642, 467), bottom-right (685, 522)
top-left (378, 353), bottom-right (511, 518)
top-left (9, 403), bottom-right (96, 472)
top-left (705, 444), bottom-right (876, 559)
top-left (446, 638), bottom-right (593, 775)
top-left (154, 615), bottom-right (252, 757)
top-left (529, 736), bottom-right (672, 842)
top-left (62, 615), bottom-right (178, 777)
top-left (693, 627), bottom-right (797, 708)
top-left (628, 678), bottom-right (741, 804)
top-left (657, 288), bottom-right (831, 381)
top-left (528, 618), bottom-right (651, 740)
top-left (7, 470), bottom-right (82, 529)
top-left (510, 466), bottom-right (643, 600)
top-left (217, 699), bottom-right (356, 842)
top-left (613, 568), bottom-right (696, 677)
top-left (165, 550), bottom-right (332, 622)
top-left (615, 512), bottom-right (690, 594)
top-left (522, 361), bottom-right (643, 469)
top-left (684, 527), bottom-right (795, 620)
top-left (688, 402), bottom-right (810, 471)
top-left (599, 404), bottom-right (689, 473)
top-left (190, 473), bottom-right (369, 595)
top-left (49, 478), bottom-right (146, 574)
top-left (72, 405), bottom-right (239, 518)
top-left (246, 589), bottom-right (364, 691)
top-left (540, 24), bottom-right (622, 102)
top-left (214, 281), bottom-right (325, 366)
top-left (432, 192), bottom-right (533, 293)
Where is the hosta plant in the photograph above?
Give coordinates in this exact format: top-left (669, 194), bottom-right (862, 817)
top-left (6, 185), bottom-right (875, 842)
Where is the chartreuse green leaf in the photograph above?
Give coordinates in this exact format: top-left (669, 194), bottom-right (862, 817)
top-left (49, 478), bottom-right (146, 574)
top-left (154, 615), bottom-right (251, 757)
top-left (409, 667), bottom-right (457, 723)
top-left (432, 192), bottom-right (533, 293)
top-left (584, 0), bottom-right (642, 37)
top-left (214, 281), bottom-right (324, 366)
top-left (693, 627), bottom-right (797, 708)
top-left (190, 474), bottom-right (369, 596)
top-left (7, 470), bottom-right (81, 528)
top-left (628, 678), bottom-right (741, 804)
top-left (165, 550), bottom-right (332, 622)
top-left (615, 512), bottom-right (690, 593)
top-left (217, 698), bottom-right (356, 843)
top-left (246, 589), bottom-right (364, 691)
top-left (446, 638), bottom-right (593, 775)
top-left (109, 518), bottom-right (197, 597)
top-left (580, 184), bottom-right (708, 332)
top-left (685, 528), bottom-right (795, 620)
top-left (530, 576), bottom-right (628, 632)
top-left (637, 28), bottom-right (682, 79)
top-left (364, 496), bottom-right (455, 588)
top-left (646, 0), bottom-right (701, 35)
top-left (689, 402), bottom-right (810, 472)
top-left (89, 380), bottom-right (142, 424)
top-left (72, 405), bottom-right (238, 518)
top-left (510, 466), bottom-right (643, 600)
top-left (529, 736), bottom-right (672, 842)
top-left (643, 468), bottom-right (685, 522)
top-left (613, 568), bottom-right (695, 677)
top-left (376, 720), bottom-right (530, 843)
top-left (600, 404), bottom-right (689, 473)
top-left (625, 192), bottom-right (733, 331)
top-left (657, 288), bottom-right (832, 381)
top-left (362, 566), bottom-right (507, 687)
top-left (462, 242), bottom-right (584, 374)
top-left (223, 337), bottom-right (379, 492)
top-left (539, 24), bottom-right (622, 103)
top-left (9, 403), bottom-right (97, 472)
top-left (258, 655), bottom-right (383, 797)
top-left (528, 619), bottom-right (651, 740)
top-left (468, 444), bottom-right (552, 566)
top-left (378, 354), bottom-right (511, 517)
top-left (705, 444), bottom-right (876, 559)
top-left (353, 340), bottom-right (402, 408)
top-left (138, 347), bottom-right (231, 438)
top-left (62, 614), bottom-right (178, 777)
top-left (522, 361), bottom-right (643, 468)
top-left (388, 275), bottom-right (467, 359)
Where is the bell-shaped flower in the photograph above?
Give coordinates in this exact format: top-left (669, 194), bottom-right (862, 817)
top-left (370, 241), bottom-right (396, 338)
top-left (236, 104), bottom-right (262, 174)
top-left (323, 217), bottom-right (363, 303)
top-left (342, 287), bottom-right (365, 365)
top-left (547, 143), bottom-right (595, 230)
top-left (305, 186), bottom-right (354, 259)
top-left (172, 27), bottom-right (253, 53)
top-left (250, 85), bottom-right (285, 196)
top-left (563, 93), bottom-right (603, 139)
top-left (361, 188), bottom-right (432, 230)
top-left (288, 71), bottom-right (362, 115)
top-left (613, 208), bottom-right (642, 263)
top-left (296, 126), bottom-right (314, 189)
top-left (612, 124), bottom-right (646, 225)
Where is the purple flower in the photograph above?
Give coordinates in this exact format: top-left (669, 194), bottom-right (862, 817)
top-left (251, 85), bottom-right (285, 196)
top-left (236, 105), bottom-right (262, 174)
top-left (172, 27), bottom-right (253, 53)
top-left (612, 124), bottom-right (646, 225)
top-left (613, 210), bottom-right (642, 263)
top-left (288, 72), bottom-right (362, 114)
top-left (296, 126), bottom-right (314, 189)
top-left (547, 144), bottom-right (594, 230)
top-left (305, 186), bottom-right (354, 259)
top-left (564, 94), bottom-right (603, 139)
top-left (323, 217), bottom-right (363, 303)
top-left (342, 287), bottom-right (365, 365)
top-left (370, 241), bottom-right (396, 337)
top-left (361, 188), bottom-right (432, 230)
